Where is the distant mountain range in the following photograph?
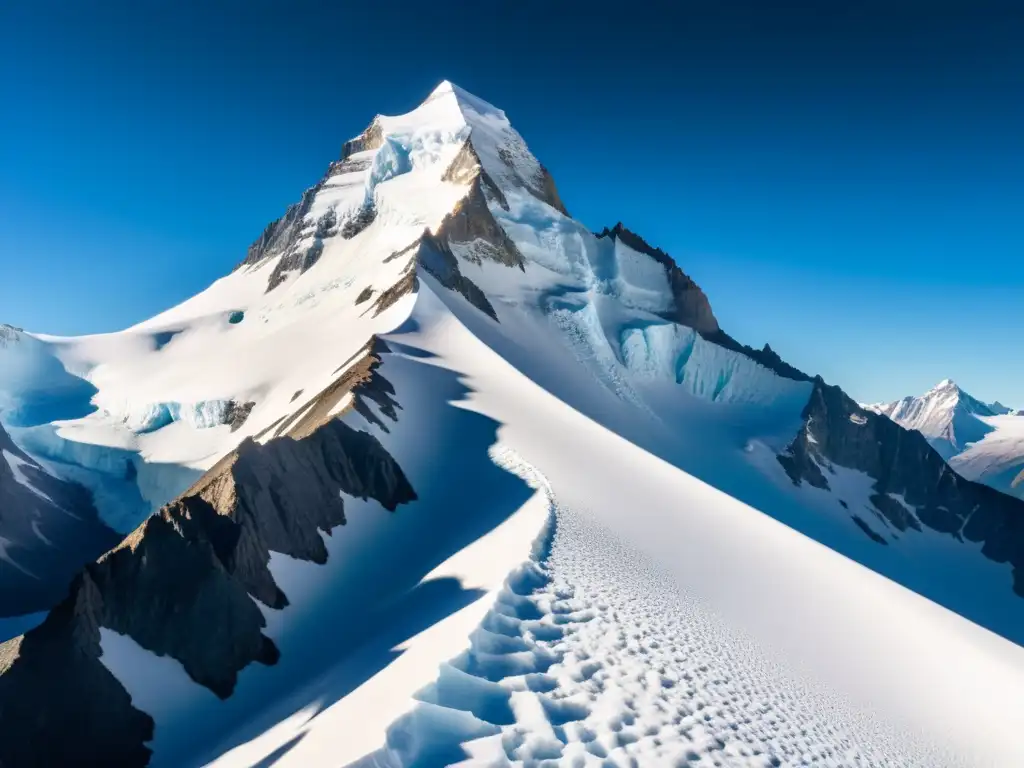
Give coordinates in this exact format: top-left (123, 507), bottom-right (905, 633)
top-left (866, 379), bottom-right (1024, 499)
top-left (2, 82), bottom-right (1023, 766)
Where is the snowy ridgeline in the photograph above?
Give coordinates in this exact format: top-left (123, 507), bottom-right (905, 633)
top-left (353, 452), bottom-right (950, 768)
top-left (2, 80), bottom-right (1024, 768)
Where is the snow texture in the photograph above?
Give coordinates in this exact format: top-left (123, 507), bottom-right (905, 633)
top-left (5, 81), bottom-right (1024, 768)
top-left (356, 453), bottom-right (950, 768)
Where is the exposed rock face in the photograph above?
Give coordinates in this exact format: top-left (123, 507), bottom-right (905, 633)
top-left (340, 117), bottom-right (384, 160)
top-left (440, 145), bottom-right (525, 270)
top-left (224, 399), bottom-right (256, 432)
top-left (0, 422), bottom-right (120, 617)
top-left (417, 231), bottom-right (498, 320)
top-left (535, 164), bottom-right (570, 217)
top-left (443, 140), bottom-right (508, 209)
top-left (596, 224), bottom-right (720, 335)
top-left (0, 592), bottom-right (156, 767)
top-left (339, 203), bottom-right (377, 240)
top-left (372, 259), bottom-right (419, 317)
top-left (371, 232), bottom-right (497, 322)
top-left (240, 118), bottom-right (383, 292)
top-left (355, 286), bottom-right (375, 305)
top-left (779, 378), bottom-right (1024, 593)
top-left (0, 353), bottom-right (416, 767)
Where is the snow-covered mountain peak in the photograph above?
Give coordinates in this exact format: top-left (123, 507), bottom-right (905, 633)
top-left (421, 79), bottom-right (507, 121)
top-left (7, 80), bottom-right (1024, 767)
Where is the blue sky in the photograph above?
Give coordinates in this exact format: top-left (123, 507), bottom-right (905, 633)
top-left (1, 1), bottom-right (1021, 406)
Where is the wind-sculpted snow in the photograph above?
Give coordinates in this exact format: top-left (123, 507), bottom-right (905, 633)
top-left (3, 80), bottom-right (1024, 767)
top-left (357, 451), bottom-right (951, 768)
top-left (0, 326), bottom-right (98, 427)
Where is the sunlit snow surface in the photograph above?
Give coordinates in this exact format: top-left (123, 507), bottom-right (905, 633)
top-left (173, 284), bottom-right (1024, 768)
top-left (354, 453), bottom-right (950, 768)
top-left (8, 82), bottom-right (1024, 765)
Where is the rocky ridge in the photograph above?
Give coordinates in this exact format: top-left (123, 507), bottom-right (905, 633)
top-left (779, 378), bottom-right (1024, 592)
top-left (0, 344), bottom-right (416, 767)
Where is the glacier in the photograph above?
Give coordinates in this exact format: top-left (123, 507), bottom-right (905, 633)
top-left (0, 81), bottom-right (1022, 768)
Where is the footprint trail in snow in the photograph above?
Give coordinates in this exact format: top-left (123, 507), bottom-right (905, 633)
top-left (357, 448), bottom-right (955, 768)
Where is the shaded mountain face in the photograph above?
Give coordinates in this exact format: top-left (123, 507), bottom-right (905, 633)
top-left (2, 80), bottom-right (1024, 766)
top-left (780, 379), bottom-right (1024, 594)
top-left (867, 380), bottom-right (1024, 500)
top-left (0, 419), bottom-right (119, 618)
top-left (0, 341), bottom-right (415, 767)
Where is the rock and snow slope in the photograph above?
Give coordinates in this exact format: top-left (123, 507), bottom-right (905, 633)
top-left (868, 380), bottom-right (1024, 500)
top-left (1, 81), bottom-right (1024, 766)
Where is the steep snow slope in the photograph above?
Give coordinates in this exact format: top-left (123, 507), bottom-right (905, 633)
top-left (201, 284), bottom-right (1024, 768)
top-left (869, 380), bottom-right (1024, 499)
top-left (0, 84), bottom-right (476, 616)
top-left (2, 81), bottom-right (1024, 767)
top-left (951, 414), bottom-right (1024, 499)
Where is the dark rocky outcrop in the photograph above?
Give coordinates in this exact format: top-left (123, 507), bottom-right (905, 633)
top-left (705, 334), bottom-right (813, 383)
top-left (0, 352), bottom-right (416, 767)
top-left (417, 232), bottom-right (498, 320)
top-left (596, 224), bottom-right (720, 336)
top-left (779, 378), bottom-right (1024, 594)
top-left (494, 144), bottom-right (569, 217)
top-left (224, 400), bottom-right (256, 432)
top-left (534, 164), bottom-right (570, 217)
top-left (340, 118), bottom-right (384, 161)
top-left (0, 423), bottom-right (120, 617)
top-left (355, 286), bottom-right (375, 305)
top-left (852, 516), bottom-right (888, 545)
top-left (339, 203), bottom-right (376, 240)
top-left (239, 117), bottom-right (385, 292)
top-left (372, 260), bottom-right (419, 317)
top-left (371, 232), bottom-right (497, 323)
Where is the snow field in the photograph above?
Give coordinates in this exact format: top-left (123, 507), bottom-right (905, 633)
top-left (363, 451), bottom-right (950, 768)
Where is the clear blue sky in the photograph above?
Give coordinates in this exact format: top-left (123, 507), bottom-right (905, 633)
top-left (1, 1), bottom-right (1021, 406)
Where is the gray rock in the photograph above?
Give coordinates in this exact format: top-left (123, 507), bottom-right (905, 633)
top-left (595, 224), bottom-right (720, 336)
top-left (0, 349), bottom-right (416, 766)
top-left (224, 400), bottom-right (256, 432)
top-left (778, 378), bottom-right (1024, 595)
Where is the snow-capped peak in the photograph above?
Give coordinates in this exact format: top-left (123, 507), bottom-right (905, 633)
top-left (423, 79), bottom-right (506, 120)
top-left (868, 378), bottom-right (1009, 457)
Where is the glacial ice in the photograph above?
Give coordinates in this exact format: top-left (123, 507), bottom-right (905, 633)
top-left (130, 399), bottom-right (232, 433)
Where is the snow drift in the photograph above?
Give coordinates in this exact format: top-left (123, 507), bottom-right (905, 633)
top-left (2, 81), bottom-right (1023, 768)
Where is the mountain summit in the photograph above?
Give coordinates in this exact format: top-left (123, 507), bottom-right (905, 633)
top-left (2, 82), bottom-right (1024, 767)
top-left (867, 378), bottom-right (1002, 456)
top-left (868, 379), bottom-right (1024, 499)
